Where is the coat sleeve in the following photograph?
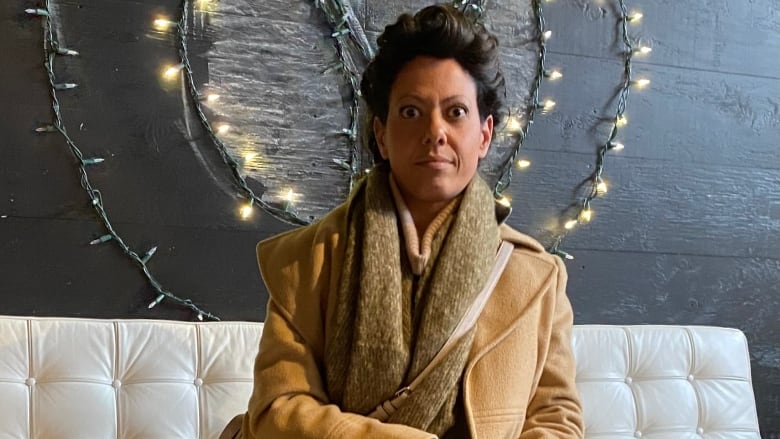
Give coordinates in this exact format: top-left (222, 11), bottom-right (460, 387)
top-left (242, 298), bottom-right (436, 439)
top-left (519, 256), bottom-right (585, 438)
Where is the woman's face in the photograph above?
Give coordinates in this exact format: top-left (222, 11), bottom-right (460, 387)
top-left (374, 56), bottom-right (493, 207)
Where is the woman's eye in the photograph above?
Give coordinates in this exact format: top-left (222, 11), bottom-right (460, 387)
top-left (400, 106), bottom-right (420, 118)
top-left (449, 106), bottom-right (468, 118)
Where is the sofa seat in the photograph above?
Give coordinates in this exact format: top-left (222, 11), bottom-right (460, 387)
top-left (0, 316), bottom-right (761, 438)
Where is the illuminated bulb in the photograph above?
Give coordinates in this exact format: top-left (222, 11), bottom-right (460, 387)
top-left (516, 159), bottom-right (531, 169)
top-left (243, 152), bottom-right (257, 161)
top-left (153, 18), bottom-right (175, 31)
top-left (616, 115), bottom-right (628, 127)
top-left (564, 219), bottom-right (578, 230)
top-left (240, 204), bottom-right (253, 219)
top-left (609, 142), bottom-right (625, 151)
top-left (206, 94), bottom-right (220, 103)
top-left (497, 196), bottom-right (512, 207)
top-left (627, 12), bottom-right (643, 22)
top-left (580, 209), bottom-right (593, 223)
top-left (506, 115), bottom-right (523, 133)
top-left (543, 100), bottom-right (556, 110)
top-left (542, 30), bottom-right (552, 41)
top-left (547, 70), bottom-right (563, 80)
top-left (596, 180), bottom-right (608, 195)
top-left (163, 64), bottom-right (184, 79)
top-left (283, 189), bottom-right (296, 202)
top-left (636, 46), bottom-right (652, 54)
top-left (635, 78), bottom-right (651, 87)
top-left (217, 124), bottom-right (231, 134)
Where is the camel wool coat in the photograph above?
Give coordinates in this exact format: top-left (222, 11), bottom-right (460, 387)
top-left (239, 201), bottom-right (584, 439)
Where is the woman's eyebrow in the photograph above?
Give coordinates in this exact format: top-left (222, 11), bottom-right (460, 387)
top-left (396, 94), bottom-right (469, 104)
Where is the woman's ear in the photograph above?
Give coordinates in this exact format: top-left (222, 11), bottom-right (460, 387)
top-left (373, 116), bottom-right (389, 160)
top-left (478, 115), bottom-right (493, 158)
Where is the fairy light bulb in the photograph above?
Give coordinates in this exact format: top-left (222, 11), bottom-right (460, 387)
top-left (634, 78), bottom-right (651, 88)
top-left (516, 159), bottom-right (531, 169)
top-left (542, 30), bottom-right (552, 41)
top-left (580, 208), bottom-right (593, 223)
top-left (596, 180), bottom-right (608, 195)
top-left (636, 46), bottom-right (652, 54)
top-left (616, 115), bottom-right (628, 127)
top-left (543, 99), bottom-right (556, 110)
top-left (217, 124), bottom-right (231, 134)
top-left (547, 70), bottom-right (563, 80)
top-left (153, 18), bottom-right (174, 31)
top-left (497, 196), bottom-right (511, 207)
top-left (240, 203), bottom-right (253, 219)
top-left (163, 64), bottom-right (184, 79)
top-left (506, 115), bottom-right (523, 133)
top-left (206, 94), bottom-right (220, 103)
top-left (564, 219), bottom-right (578, 230)
top-left (609, 142), bottom-right (625, 151)
top-left (627, 12), bottom-right (643, 22)
top-left (243, 152), bottom-right (257, 161)
top-left (283, 189), bottom-right (296, 202)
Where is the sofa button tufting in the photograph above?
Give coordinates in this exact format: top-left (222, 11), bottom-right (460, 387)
top-left (195, 378), bottom-right (203, 386)
top-left (688, 374), bottom-right (695, 381)
top-left (625, 377), bottom-right (633, 384)
top-left (697, 427), bottom-right (704, 434)
top-left (113, 380), bottom-right (121, 388)
top-left (635, 431), bottom-right (642, 438)
top-left (25, 378), bottom-right (35, 386)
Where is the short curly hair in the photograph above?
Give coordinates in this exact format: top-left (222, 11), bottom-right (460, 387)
top-left (360, 3), bottom-right (506, 164)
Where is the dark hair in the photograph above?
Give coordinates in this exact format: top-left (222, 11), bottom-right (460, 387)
top-left (360, 3), bottom-right (506, 164)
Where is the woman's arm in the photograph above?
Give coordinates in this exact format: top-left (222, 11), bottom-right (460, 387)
top-left (520, 257), bottom-right (584, 438)
top-left (242, 299), bottom-right (436, 439)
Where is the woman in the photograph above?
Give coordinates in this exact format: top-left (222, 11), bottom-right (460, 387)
top-left (223, 4), bottom-right (583, 438)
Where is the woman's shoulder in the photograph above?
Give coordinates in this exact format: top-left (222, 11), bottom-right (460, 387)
top-left (257, 201), bottom-right (349, 257)
top-left (499, 223), bottom-right (566, 274)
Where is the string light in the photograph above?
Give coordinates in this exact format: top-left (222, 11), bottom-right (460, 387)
top-left (547, 0), bottom-right (650, 260)
top-left (635, 45), bottom-right (652, 54)
top-left (544, 69), bottom-right (563, 80)
top-left (596, 179), bottom-right (608, 195)
top-left (28, 2), bottom-right (219, 321)
top-left (153, 18), bottom-right (175, 31)
top-left (492, 0), bottom-right (552, 198)
top-left (542, 99), bottom-right (556, 110)
top-left (608, 141), bottom-right (625, 151)
top-left (505, 114), bottom-right (523, 133)
top-left (216, 124), bottom-right (231, 135)
top-left (240, 202), bottom-right (253, 220)
top-left (542, 30), bottom-right (552, 41)
top-left (206, 94), bottom-right (220, 103)
top-left (627, 12), bottom-right (643, 22)
top-left (516, 159), bottom-right (532, 169)
top-left (497, 196), bottom-right (512, 207)
top-left (163, 63), bottom-right (184, 79)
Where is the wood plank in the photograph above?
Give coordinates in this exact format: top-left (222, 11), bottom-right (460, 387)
top-left (494, 150), bottom-right (780, 259)
top-left (0, 216), bottom-right (283, 321)
top-left (531, 0), bottom-right (780, 78)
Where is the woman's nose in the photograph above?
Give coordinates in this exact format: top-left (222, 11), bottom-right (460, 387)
top-left (423, 112), bottom-right (447, 146)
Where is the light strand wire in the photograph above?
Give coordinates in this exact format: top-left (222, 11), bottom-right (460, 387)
top-left (548, 0), bottom-right (639, 260)
top-left (32, 0), bottom-right (219, 320)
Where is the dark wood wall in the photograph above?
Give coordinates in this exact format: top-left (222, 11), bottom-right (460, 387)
top-left (1, 0), bottom-right (778, 434)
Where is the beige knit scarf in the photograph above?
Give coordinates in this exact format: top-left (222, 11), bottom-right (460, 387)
top-left (324, 168), bottom-right (499, 435)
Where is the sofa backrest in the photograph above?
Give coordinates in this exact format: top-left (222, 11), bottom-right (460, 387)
top-left (0, 317), bottom-right (760, 438)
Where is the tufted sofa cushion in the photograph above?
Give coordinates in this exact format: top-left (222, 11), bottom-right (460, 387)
top-left (0, 316), bottom-right (760, 438)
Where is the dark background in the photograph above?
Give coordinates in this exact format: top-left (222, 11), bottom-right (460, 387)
top-left (1, 0), bottom-right (778, 434)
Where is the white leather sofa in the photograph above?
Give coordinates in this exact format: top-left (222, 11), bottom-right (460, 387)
top-left (0, 316), bottom-right (761, 438)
